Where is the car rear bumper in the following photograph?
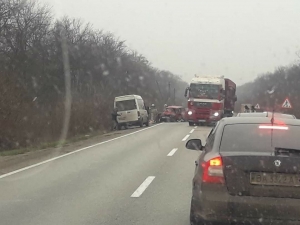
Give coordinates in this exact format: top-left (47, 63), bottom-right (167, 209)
top-left (193, 184), bottom-right (300, 224)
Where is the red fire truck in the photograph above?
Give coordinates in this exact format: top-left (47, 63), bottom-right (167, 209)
top-left (184, 76), bottom-right (237, 126)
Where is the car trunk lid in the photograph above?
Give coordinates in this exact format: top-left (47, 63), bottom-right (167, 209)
top-left (219, 123), bottom-right (300, 198)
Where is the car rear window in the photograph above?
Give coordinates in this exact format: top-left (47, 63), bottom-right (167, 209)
top-left (116, 100), bottom-right (136, 111)
top-left (220, 124), bottom-right (300, 152)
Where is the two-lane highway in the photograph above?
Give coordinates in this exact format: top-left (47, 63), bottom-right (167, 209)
top-left (0, 123), bottom-right (211, 225)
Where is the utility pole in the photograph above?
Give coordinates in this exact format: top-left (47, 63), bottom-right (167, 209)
top-left (174, 88), bottom-right (176, 105)
top-left (156, 80), bottom-right (163, 109)
top-left (168, 82), bottom-right (171, 104)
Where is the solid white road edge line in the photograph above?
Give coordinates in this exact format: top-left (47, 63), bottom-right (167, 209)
top-left (182, 134), bottom-right (190, 141)
top-left (167, 148), bottom-right (178, 156)
top-left (0, 124), bottom-right (162, 180)
top-left (131, 176), bottom-right (155, 198)
top-left (189, 129), bottom-right (195, 134)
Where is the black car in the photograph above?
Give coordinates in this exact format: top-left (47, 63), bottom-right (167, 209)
top-left (186, 117), bottom-right (300, 225)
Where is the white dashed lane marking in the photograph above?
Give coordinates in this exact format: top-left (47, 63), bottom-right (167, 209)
top-left (182, 135), bottom-right (190, 141)
top-left (167, 148), bottom-right (178, 156)
top-left (131, 176), bottom-right (155, 197)
top-left (189, 129), bottom-right (195, 134)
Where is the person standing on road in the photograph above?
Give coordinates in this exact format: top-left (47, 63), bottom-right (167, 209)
top-left (244, 105), bottom-right (250, 113)
top-left (111, 108), bottom-right (121, 131)
top-left (150, 103), bottom-right (158, 122)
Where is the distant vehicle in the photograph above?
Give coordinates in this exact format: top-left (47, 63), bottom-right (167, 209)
top-left (184, 75), bottom-right (237, 126)
top-left (237, 112), bottom-right (296, 119)
top-left (186, 117), bottom-right (300, 224)
top-left (114, 95), bottom-right (149, 129)
top-left (160, 106), bottom-right (186, 122)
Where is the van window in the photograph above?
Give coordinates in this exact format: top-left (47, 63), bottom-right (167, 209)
top-left (116, 100), bottom-right (137, 111)
top-left (137, 99), bottom-right (145, 109)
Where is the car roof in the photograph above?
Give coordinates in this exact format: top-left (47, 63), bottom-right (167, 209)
top-left (236, 112), bottom-right (267, 117)
top-left (220, 116), bottom-right (300, 126)
top-left (265, 112), bottom-right (296, 119)
top-left (237, 112), bottom-right (296, 119)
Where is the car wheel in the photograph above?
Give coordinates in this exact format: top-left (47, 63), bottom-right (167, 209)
top-left (117, 124), bottom-right (122, 130)
top-left (189, 122), bottom-right (194, 126)
top-left (145, 119), bottom-right (149, 127)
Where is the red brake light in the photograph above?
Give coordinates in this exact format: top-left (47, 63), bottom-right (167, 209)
top-left (259, 125), bottom-right (288, 130)
top-left (202, 156), bottom-right (224, 184)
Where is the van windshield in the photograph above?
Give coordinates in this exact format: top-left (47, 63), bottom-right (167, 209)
top-left (116, 100), bottom-right (136, 111)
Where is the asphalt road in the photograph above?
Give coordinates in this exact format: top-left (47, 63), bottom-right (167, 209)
top-left (0, 123), bottom-right (211, 225)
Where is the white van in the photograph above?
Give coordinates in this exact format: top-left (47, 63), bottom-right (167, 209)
top-left (114, 95), bottom-right (149, 128)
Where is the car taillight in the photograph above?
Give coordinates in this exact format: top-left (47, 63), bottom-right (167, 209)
top-left (137, 111), bottom-right (140, 116)
top-left (202, 156), bottom-right (224, 184)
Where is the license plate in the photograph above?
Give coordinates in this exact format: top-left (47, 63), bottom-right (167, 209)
top-left (198, 120), bottom-right (206, 122)
top-left (250, 172), bottom-right (300, 186)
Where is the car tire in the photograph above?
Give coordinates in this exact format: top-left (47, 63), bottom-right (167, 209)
top-left (117, 124), bottom-right (122, 130)
top-left (145, 119), bottom-right (149, 127)
top-left (189, 122), bottom-right (194, 126)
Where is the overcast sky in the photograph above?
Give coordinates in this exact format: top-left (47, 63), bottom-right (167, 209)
top-left (41, 0), bottom-right (300, 85)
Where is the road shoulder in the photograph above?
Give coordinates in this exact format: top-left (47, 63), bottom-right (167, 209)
top-left (0, 126), bottom-right (151, 175)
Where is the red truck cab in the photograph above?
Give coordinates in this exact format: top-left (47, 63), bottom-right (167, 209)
top-left (184, 76), bottom-right (236, 126)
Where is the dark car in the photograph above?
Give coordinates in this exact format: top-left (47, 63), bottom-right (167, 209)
top-left (186, 117), bottom-right (300, 225)
top-left (236, 112), bottom-right (296, 119)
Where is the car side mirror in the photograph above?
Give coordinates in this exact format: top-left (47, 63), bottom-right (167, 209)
top-left (186, 139), bottom-right (203, 150)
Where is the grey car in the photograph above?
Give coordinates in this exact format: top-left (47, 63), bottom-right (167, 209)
top-left (187, 117), bottom-right (300, 224)
top-left (236, 112), bottom-right (296, 119)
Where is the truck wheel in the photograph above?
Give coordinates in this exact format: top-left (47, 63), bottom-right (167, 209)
top-left (189, 122), bottom-right (194, 126)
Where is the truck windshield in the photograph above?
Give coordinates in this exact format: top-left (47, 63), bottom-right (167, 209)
top-left (189, 83), bottom-right (219, 99)
top-left (116, 100), bottom-right (136, 111)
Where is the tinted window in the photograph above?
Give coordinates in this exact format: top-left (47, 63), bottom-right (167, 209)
top-left (220, 124), bottom-right (300, 152)
top-left (116, 100), bottom-right (137, 111)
